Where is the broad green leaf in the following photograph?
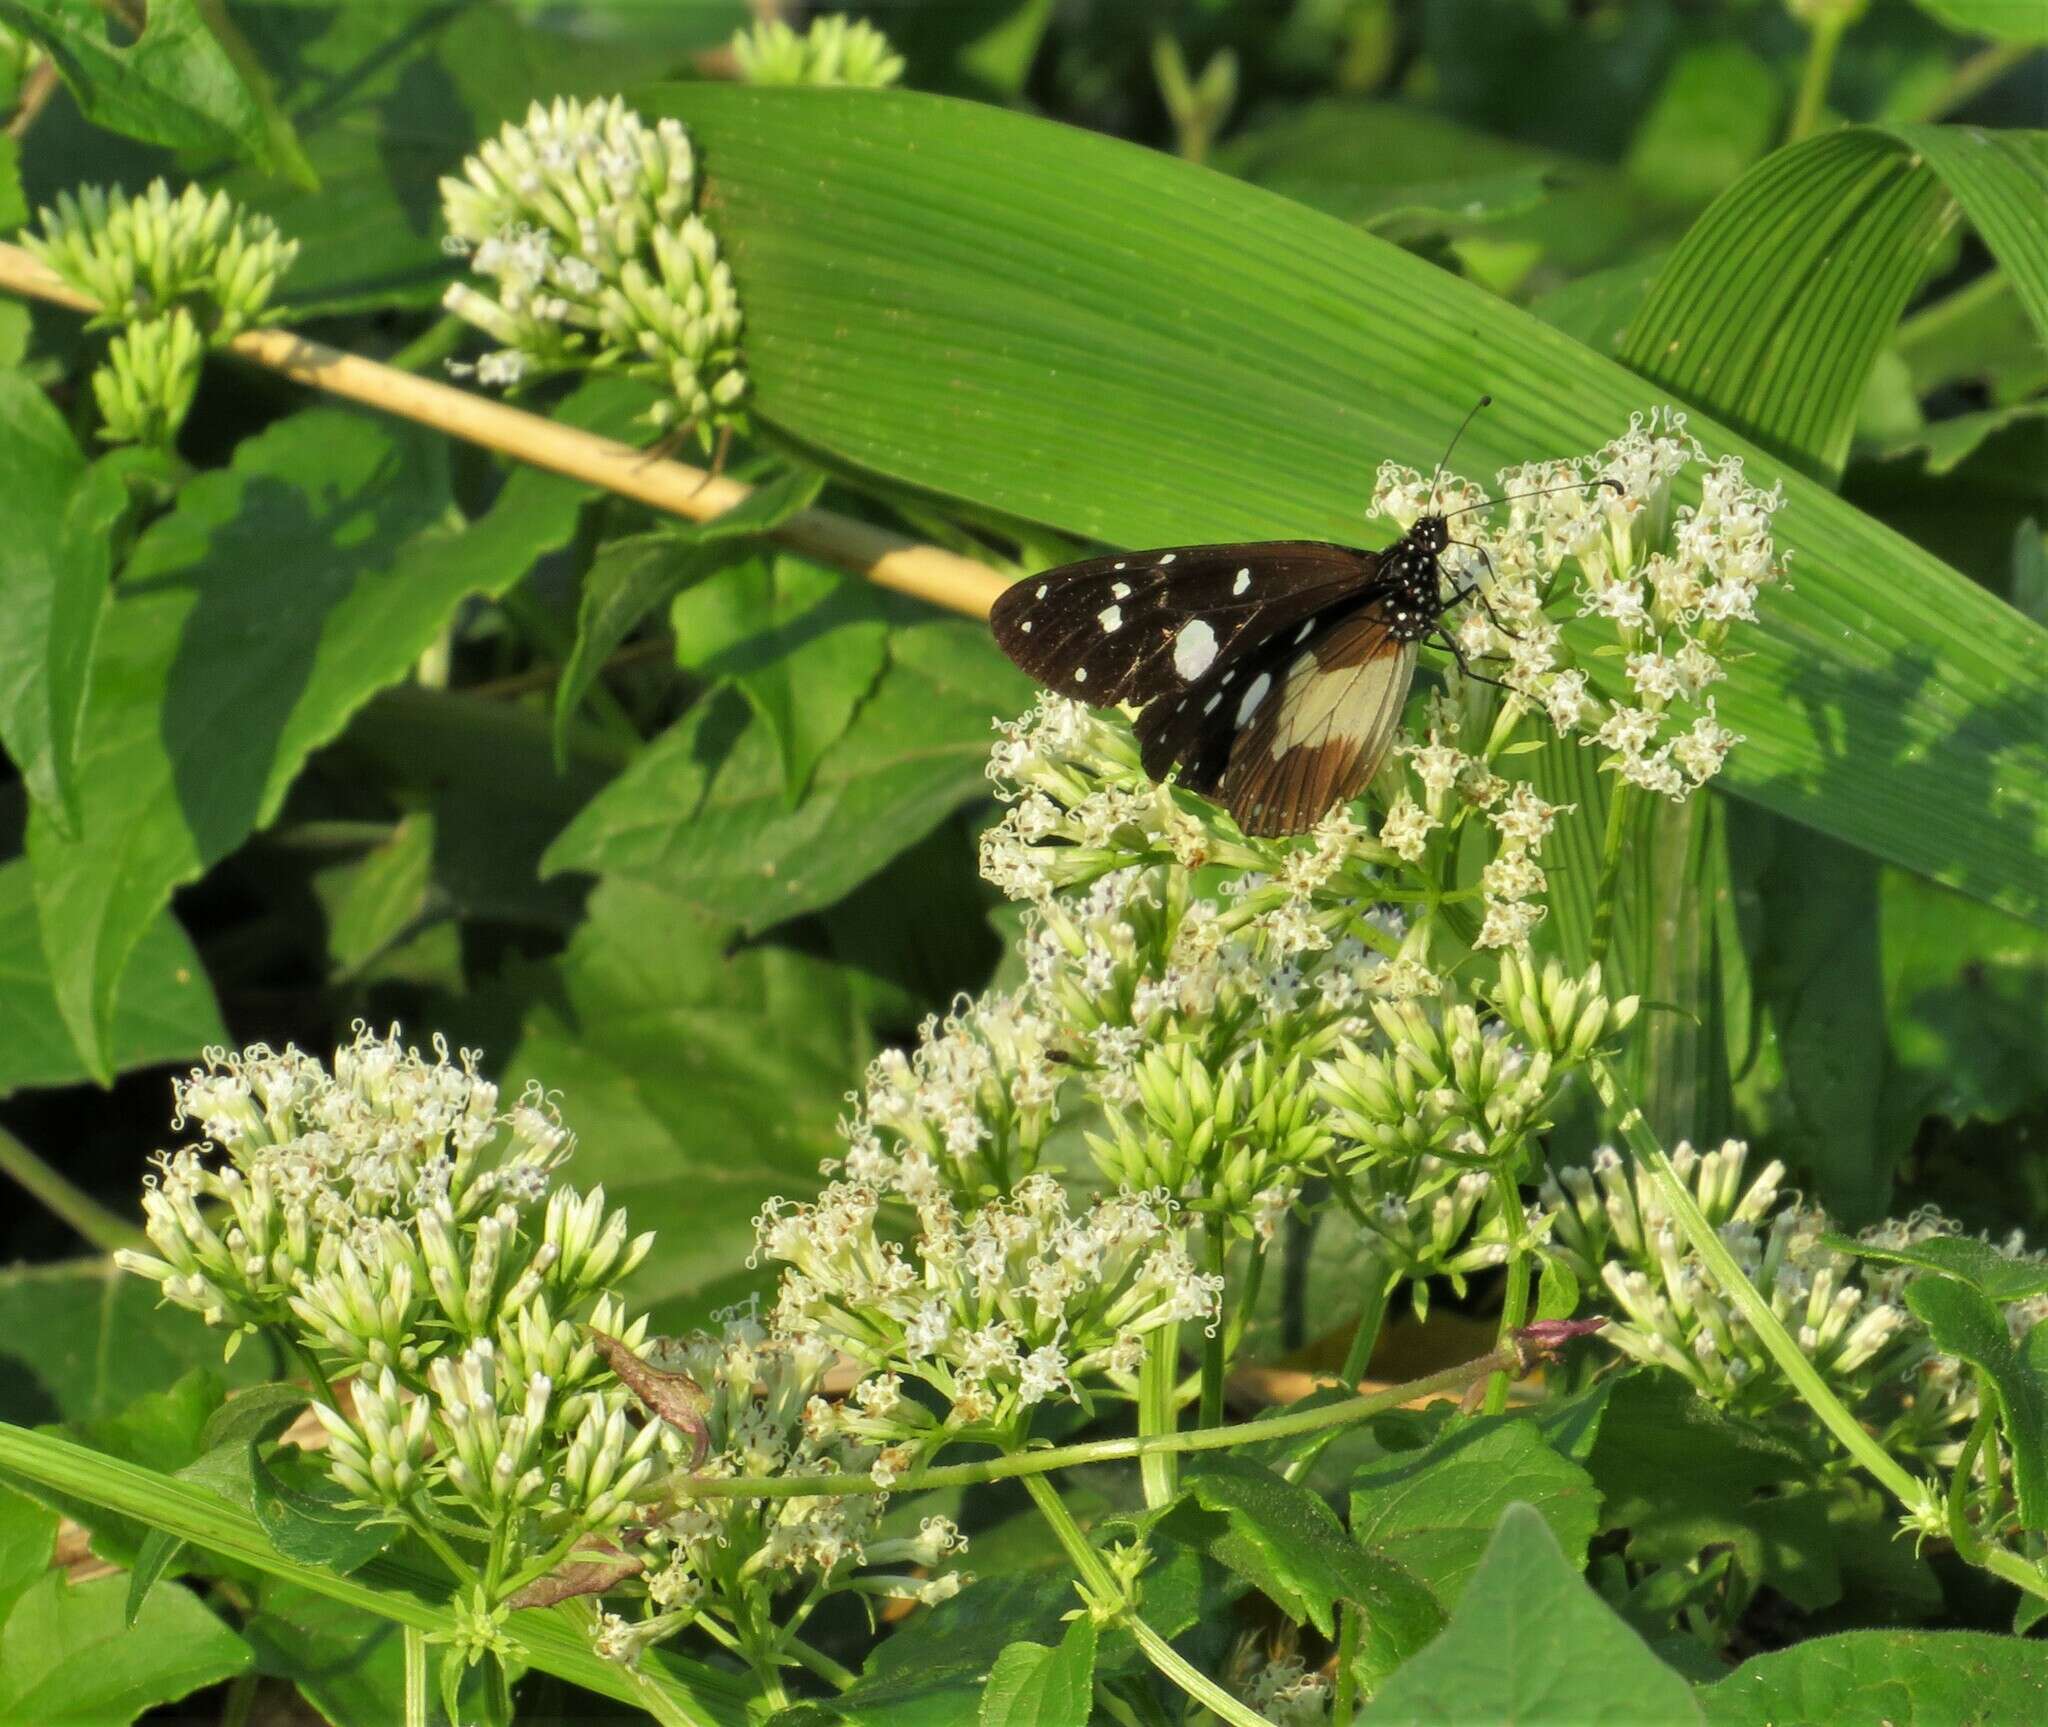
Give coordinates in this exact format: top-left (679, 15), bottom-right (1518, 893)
top-left (0, 0), bottom-right (273, 167)
top-left (980, 1617), bottom-right (1096, 1727)
top-left (1359, 1503), bottom-right (1701, 1726)
top-left (1911, 1), bottom-right (2048, 44)
top-left (1586, 1375), bottom-right (1841, 1613)
top-left (498, 877), bottom-right (874, 1321)
top-left (793, 1665), bottom-right (994, 1727)
top-left (1165, 1454), bottom-right (1441, 1650)
top-left (28, 382), bottom-right (645, 1081)
top-left (1623, 125), bottom-right (2048, 484)
top-left (1894, 272), bottom-right (2047, 404)
top-left (1904, 1274), bottom-right (2048, 1528)
top-left (640, 86), bottom-right (2047, 923)
top-left (312, 811), bottom-right (438, 980)
top-left (1348, 1415), bottom-right (1601, 1610)
top-left (1870, 400), bottom-right (2048, 475)
top-left (0, 371), bottom-right (99, 834)
top-left (1701, 1629), bottom-right (2048, 1725)
top-left (0, 1259), bottom-right (269, 1429)
top-left (1833, 1233), bottom-right (2048, 1302)
top-left (545, 619), bottom-right (1031, 935)
top-left (0, 1564), bottom-right (250, 1726)
top-left (554, 464), bottom-right (823, 767)
top-left (251, 1444), bottom-right (401, 1574)
top-left (0, 1484), bottom-right (55, 1622)
top-left (672, 553), bottom-right (893, 804)
top-left (0, 854), bottom-right (225, 1098)
top-left (0, 1419), bottom-right (756, 1726)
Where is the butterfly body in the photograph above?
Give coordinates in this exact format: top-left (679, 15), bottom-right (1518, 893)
top-left (991, 514), bottom-right (1461, 837)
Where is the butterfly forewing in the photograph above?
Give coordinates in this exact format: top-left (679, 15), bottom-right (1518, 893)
top-left (989, 543), bottom-right (1376, 707)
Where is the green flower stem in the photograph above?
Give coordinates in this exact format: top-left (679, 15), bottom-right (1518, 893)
top-left (1914, 38), bottom-right (2034, 123)
top-left (0, 1121), bottom-right (144, 1252)
top-left (784, 1635), bottom-right (858, 1691)
top-left (672, 1346), bottom-right (1519, 1502)
top-left (1787, 5), bottom-right (1852, 144)
top-left (407, 1505), bottom-right (484, 1588)
top-left (1586, 780), bottom-right (1634, 972)
top-left (1020, 1471), bottom-right (1267, 1727)
top-left (1199, 1223), bottom-right (1230, 1429)
top-left (1283, 1257), bottom-right (1392, 1486)
top-left (1948, 1409), bottom-right (1996, 1570)
top-left (1138, 1320), bottom-right (1182, 1507)
top-left (1483, 1167), bottom-right (1533, 1417)
top-left (1332, 1593), bottom-right (1363, 1726)
top-left (404, 1627), bottom-right (428, 1727)
top-left (1587, 1056), bottom-right (1929, 1514)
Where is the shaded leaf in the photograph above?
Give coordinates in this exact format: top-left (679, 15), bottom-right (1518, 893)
top-left (980, 1617), bottom-right (1095, 1727)
top-left (1831, 1232), bottom-right (2048, 1303)
top-left (312, 811), bottom-right (437, 980)
top-left (544, 619), bottom-right (1031, 935)
top-left (251, 1445), bottom-right (401, 1574)
top-left (1904, 1275), bottom-right (2048, 1529)
top-left (1360, 1504), bottom-right (1699, 1725)
top-left (0, 0), bottom-right (272, 167)
top-left (1700, 1629), bottom-right (2048, 1725)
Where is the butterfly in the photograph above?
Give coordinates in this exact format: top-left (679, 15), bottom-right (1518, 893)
top-left (984, 401), bottom-right (1605, 838)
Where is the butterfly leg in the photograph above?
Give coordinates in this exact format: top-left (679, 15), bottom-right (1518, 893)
top-left (1447, 542), bottom-right (1523, 641)
top-left (1434, 623), bottom-right (1514, 693)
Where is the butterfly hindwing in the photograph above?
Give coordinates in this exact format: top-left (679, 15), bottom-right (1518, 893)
top-left (1223, 611), bottom-right (1419, 837)
top-left (989, 543), bottom-right (1375, 708)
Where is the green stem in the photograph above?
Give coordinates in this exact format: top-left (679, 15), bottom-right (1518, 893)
top-left (1332, 1596), bottom-right (1363, 1726)
top-left (388, 311), bottom-right (470, 374)
top-left (1947, 1408), bottom-right (1996, 1570)
top-left (0, 1121), bottom-right (145, 1252)
top-left (1912, 37), bottom-right (2032, 123)
top-left (403, 1626), bottom-right (429, 1727)
top-left (1137, 1321), bottom-right (1182, 1508)
top-left (1483, 1168), bottom-right (1533, 1417)
top-left (1586, 781), bottom-right (1633, 972)
top-left (784, 1635), bottom-right (857, 1692)
top-left (1283, 1258), bottom-right (1392, 1485)
top-left (1587, 1057), bottom-right (1929, 1514)
top-left (1199, 1223), bottom-right (1230, 1429)
top-left (1787, 9), bottom-right (1851, 144)
top-left (406, 1506), bottom-right (483, 1588)
top-left (1020, 1471), bottom-right (1268, 1727)
top-left (672, 1348), bottom-right (1519, 1502)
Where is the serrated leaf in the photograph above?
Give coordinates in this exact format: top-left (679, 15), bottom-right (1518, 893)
top-left (1358, 1504), bottom-right (1701, 1726)
top-left (0, 0), bottom-right (273, 168)
top-left (1905, 1275), bottom-right (2048, 1529)
top-left (251, 1445), bottom-right (400, 1574)
top-left (26, 381), bottom-right (645, 1082)
top-left (1700, 1629), bottom-right (2048, 1725)
top-left (1830, 1232), bottom-right (2048, 1302)
top-left (544, 619), bottom-right (1031, 935)
top-left (0, 854), bottom-right (224, 1098)
top-left (636, 84), bottom-right (2046, 923)
top-left (1348, 1415), bottom-right (1601, 1611)
top-left (1165, 1454), bottom-right (1439, 1651)
top-left (979, 1617), bottom-right (1095, 1727)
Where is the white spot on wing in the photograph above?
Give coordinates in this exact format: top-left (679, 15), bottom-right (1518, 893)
top-left (1020, 621), bottom-right (1032, 633)
top-left (1074, 667), bottom-right (1087, 684)
top-left (1294, 621), bottom-right (1315, 644)
top-left (1203, 692), bottom-right (1221, 714)
top-left (1233, 568), bottom-right (1251, 596)
top-left (1236, 672), bottom-right (1273, 725)
top-left (1111, 581), bottom-right (1131, 600)
top-left (1160, 553), bottom-right (1177, 565)
top-left (1098, 605), bottom-right (1124, 633)
top-left (1173, 619), bottom-right (1218, 680)
top-left (1113, 562), bottom-right (1126, 571)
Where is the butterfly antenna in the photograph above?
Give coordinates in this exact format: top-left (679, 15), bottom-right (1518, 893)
top-left (1442, 476), bottom-right (1622, 522)
top-left (1429, 393), bottom-right (1493, 507)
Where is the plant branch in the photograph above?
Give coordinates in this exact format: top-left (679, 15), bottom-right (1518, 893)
top-left (0, 1121), bottom-right (145, 1253)
top-left (670, 1345), bottom-right (1520, 1502)
top-left (0, 242), bottom-right (1008, 623)
top-left (1586, 780), bottom-right (1633, 972)
top-left (1787, 8), bottom-right (1851, 144)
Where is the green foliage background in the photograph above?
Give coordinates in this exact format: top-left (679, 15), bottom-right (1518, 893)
top-left (0, 2), bottom-right (2042, 1722)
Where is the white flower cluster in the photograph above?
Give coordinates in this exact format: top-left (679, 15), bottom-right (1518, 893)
top-left (1543, 1140), bottom-right (1915, 1415)
top-left (1373, 407), bottom-right (1771, 800)
top-left (1240, 1651), bottom-right (1334, 1726)
top-left (760, 1174), bottom-right (1221, 1449)
top-left (24, 179), bottom-right (299, 445)
top-left (732, 14), bottom-right (905, 87)
top-left (439, 96), bottom-right (745, 436)
top-left (118, 1027), bottom-right (662, 1552)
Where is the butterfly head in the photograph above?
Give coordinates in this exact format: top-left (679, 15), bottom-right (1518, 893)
top-left (1381, 512), bottom-right (1453, 643)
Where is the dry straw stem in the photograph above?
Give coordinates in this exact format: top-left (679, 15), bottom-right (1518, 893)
top-left (0, 240), bottom-right (1007, 621)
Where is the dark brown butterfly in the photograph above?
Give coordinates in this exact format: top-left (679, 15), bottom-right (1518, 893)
top-left (989, 397), bottom-right (1530, 835)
